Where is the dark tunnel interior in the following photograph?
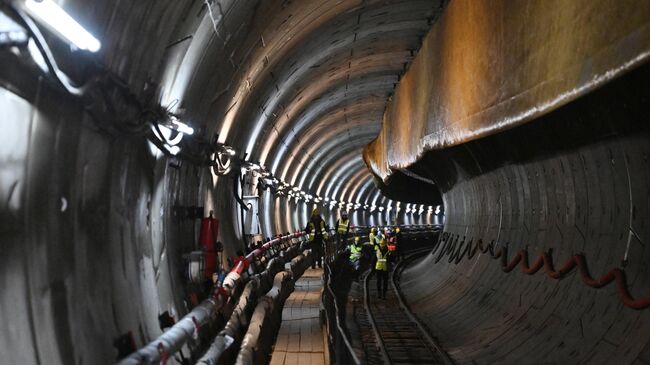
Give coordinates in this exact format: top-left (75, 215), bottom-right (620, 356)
top-left (1, 0), bottom-right (649, 364)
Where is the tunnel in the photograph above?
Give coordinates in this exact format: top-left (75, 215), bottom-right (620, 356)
top-left (1, 0), bottom-right (649, 364)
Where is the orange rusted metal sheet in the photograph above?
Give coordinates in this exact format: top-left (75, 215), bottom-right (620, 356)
top-left (364, 0), bottom-right (650, 182)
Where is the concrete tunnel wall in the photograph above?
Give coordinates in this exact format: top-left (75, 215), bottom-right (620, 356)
top-left (359, 0), bottom-right (650, 363)
top-left (0, 83), bottom-right (208, 363)
top-left (0, 1), bottom-right (442, 363)
top-left (6, 0), bottom-right (648, 363)
top-left (400, 64), bottom-right (650, 364)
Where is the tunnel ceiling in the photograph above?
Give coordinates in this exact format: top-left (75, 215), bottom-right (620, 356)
top-left (160, 0), bottom-right (446, 219)
top-left (0, 0), bottom-right (448, 240)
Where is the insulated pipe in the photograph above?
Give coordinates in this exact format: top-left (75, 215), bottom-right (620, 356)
top-left (117, 298), bottom-right (222, 365)
top-left (117, 231), bottom-right (306, 365)
top-left (222, 231), bottom-right (306, 294)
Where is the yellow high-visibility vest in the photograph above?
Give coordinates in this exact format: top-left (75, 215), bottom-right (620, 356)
top-left (337, 219), bottom-right (350, 234)
top-left (375, 247), bottom-right (389, 271)
top-left (349, 244), bottom-right (362, 261)
top-left (308, 220), bottom-right (327, 241)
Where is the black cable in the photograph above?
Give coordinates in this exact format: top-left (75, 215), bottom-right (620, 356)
top-left (2, 3), bottom-right (89, 96)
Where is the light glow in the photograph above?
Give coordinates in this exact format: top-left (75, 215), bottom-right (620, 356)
top-left (24, 0), bottom-right (101, 52)
top-left (171, 118), bottom-right (194, 135)
top-left (156, 125), bottom-right (184, 146)
top-left (165, 145), bottom-right (181, 156)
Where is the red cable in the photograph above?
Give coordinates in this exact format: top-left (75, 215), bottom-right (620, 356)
top-left (434, 235), bottom-right (650, 310)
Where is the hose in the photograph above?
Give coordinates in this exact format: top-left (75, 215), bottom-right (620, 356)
top-left (430, 232), bottom-right (650, 310)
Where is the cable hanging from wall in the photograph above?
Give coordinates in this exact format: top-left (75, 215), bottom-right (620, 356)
top-left (430, 232), bottom-right (650, 310)
top-left (0, 0), bottom-right (243, 174)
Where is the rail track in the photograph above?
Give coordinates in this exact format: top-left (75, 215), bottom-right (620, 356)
top-left (362, 249), bottom-right (453, 365)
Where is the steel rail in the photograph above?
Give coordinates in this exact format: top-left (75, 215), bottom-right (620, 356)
top-left (362, 269), bottom-right (392, 365)
top-left (391, 249), bottom-right (454, 365)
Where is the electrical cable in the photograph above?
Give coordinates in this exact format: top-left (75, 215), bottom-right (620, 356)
top-left (430, 232), bottom-right (650, 310)
top-left (2, 3), bottom-right (89, 96)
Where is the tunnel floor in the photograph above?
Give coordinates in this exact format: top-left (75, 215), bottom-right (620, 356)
top-left (267, 248), bottom-right (451, 365)
top-left (270, 268), bottom-right (327, 365)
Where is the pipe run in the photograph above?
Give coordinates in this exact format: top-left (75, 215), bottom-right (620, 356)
top-left (222, 231), bottom-right (306, 294)
top-left (117, 231), bottom-right (307, 365)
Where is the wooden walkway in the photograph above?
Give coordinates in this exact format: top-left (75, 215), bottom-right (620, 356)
top-left (270, 268), bottom-right (326, 365)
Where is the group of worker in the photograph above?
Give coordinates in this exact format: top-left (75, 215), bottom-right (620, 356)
top-left (348, 226), bottom-right (401, 299)
top-left (304, 208), bottom-right (402, 299)
top-left (304, 208), bottom-right (352, 269)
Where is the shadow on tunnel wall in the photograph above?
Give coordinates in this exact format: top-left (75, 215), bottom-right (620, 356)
top-left (397, 59), bottom-right (650, 363)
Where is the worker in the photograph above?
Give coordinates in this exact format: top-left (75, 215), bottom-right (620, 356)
top-left (386, 228), bottom-right (398, 263)
top-left (394, 226), bottom-right (403, 261)
top-left (348, 236), bottom-right (364, 280)
top-left (375, 236), bottom-right (391, 299)
top-left (369, 227), bottom-right (377, 247)
top-left (305, 208), bottom-right (328, 269)
top-left (336, 210), bottom-right (351, 249)
top-left (369, 230), bottom-right (384, 273)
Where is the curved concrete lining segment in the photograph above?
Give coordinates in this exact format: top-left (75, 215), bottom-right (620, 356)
top-left (362, 1), bottom-right (650, 362)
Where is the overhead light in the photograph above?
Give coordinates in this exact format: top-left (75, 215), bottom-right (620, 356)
top-left (171, 118), bottom-right (194, 135)
top-left (23, 0), bottom-right (101, 52)
top-left (155, 124), bottom-right (183, 146)
top-left (223, 146), bottom-right (236, 156)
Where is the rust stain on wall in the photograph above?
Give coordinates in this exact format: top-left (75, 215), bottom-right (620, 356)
top-left (364, 0), bottom-right (650, 182)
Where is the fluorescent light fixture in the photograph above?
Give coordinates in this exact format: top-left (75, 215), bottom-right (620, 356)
top-left (171, 119), bottom-right (194, 135)
top-left (24, 0), bottom-right (101, 52)
top-left (223, 146), bottom-right (236, 156)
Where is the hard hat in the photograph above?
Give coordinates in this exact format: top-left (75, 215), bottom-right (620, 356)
top-left (370, 227), bottom-right (376, 234)
top-left (354, 236), bottom-right (360, 243)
